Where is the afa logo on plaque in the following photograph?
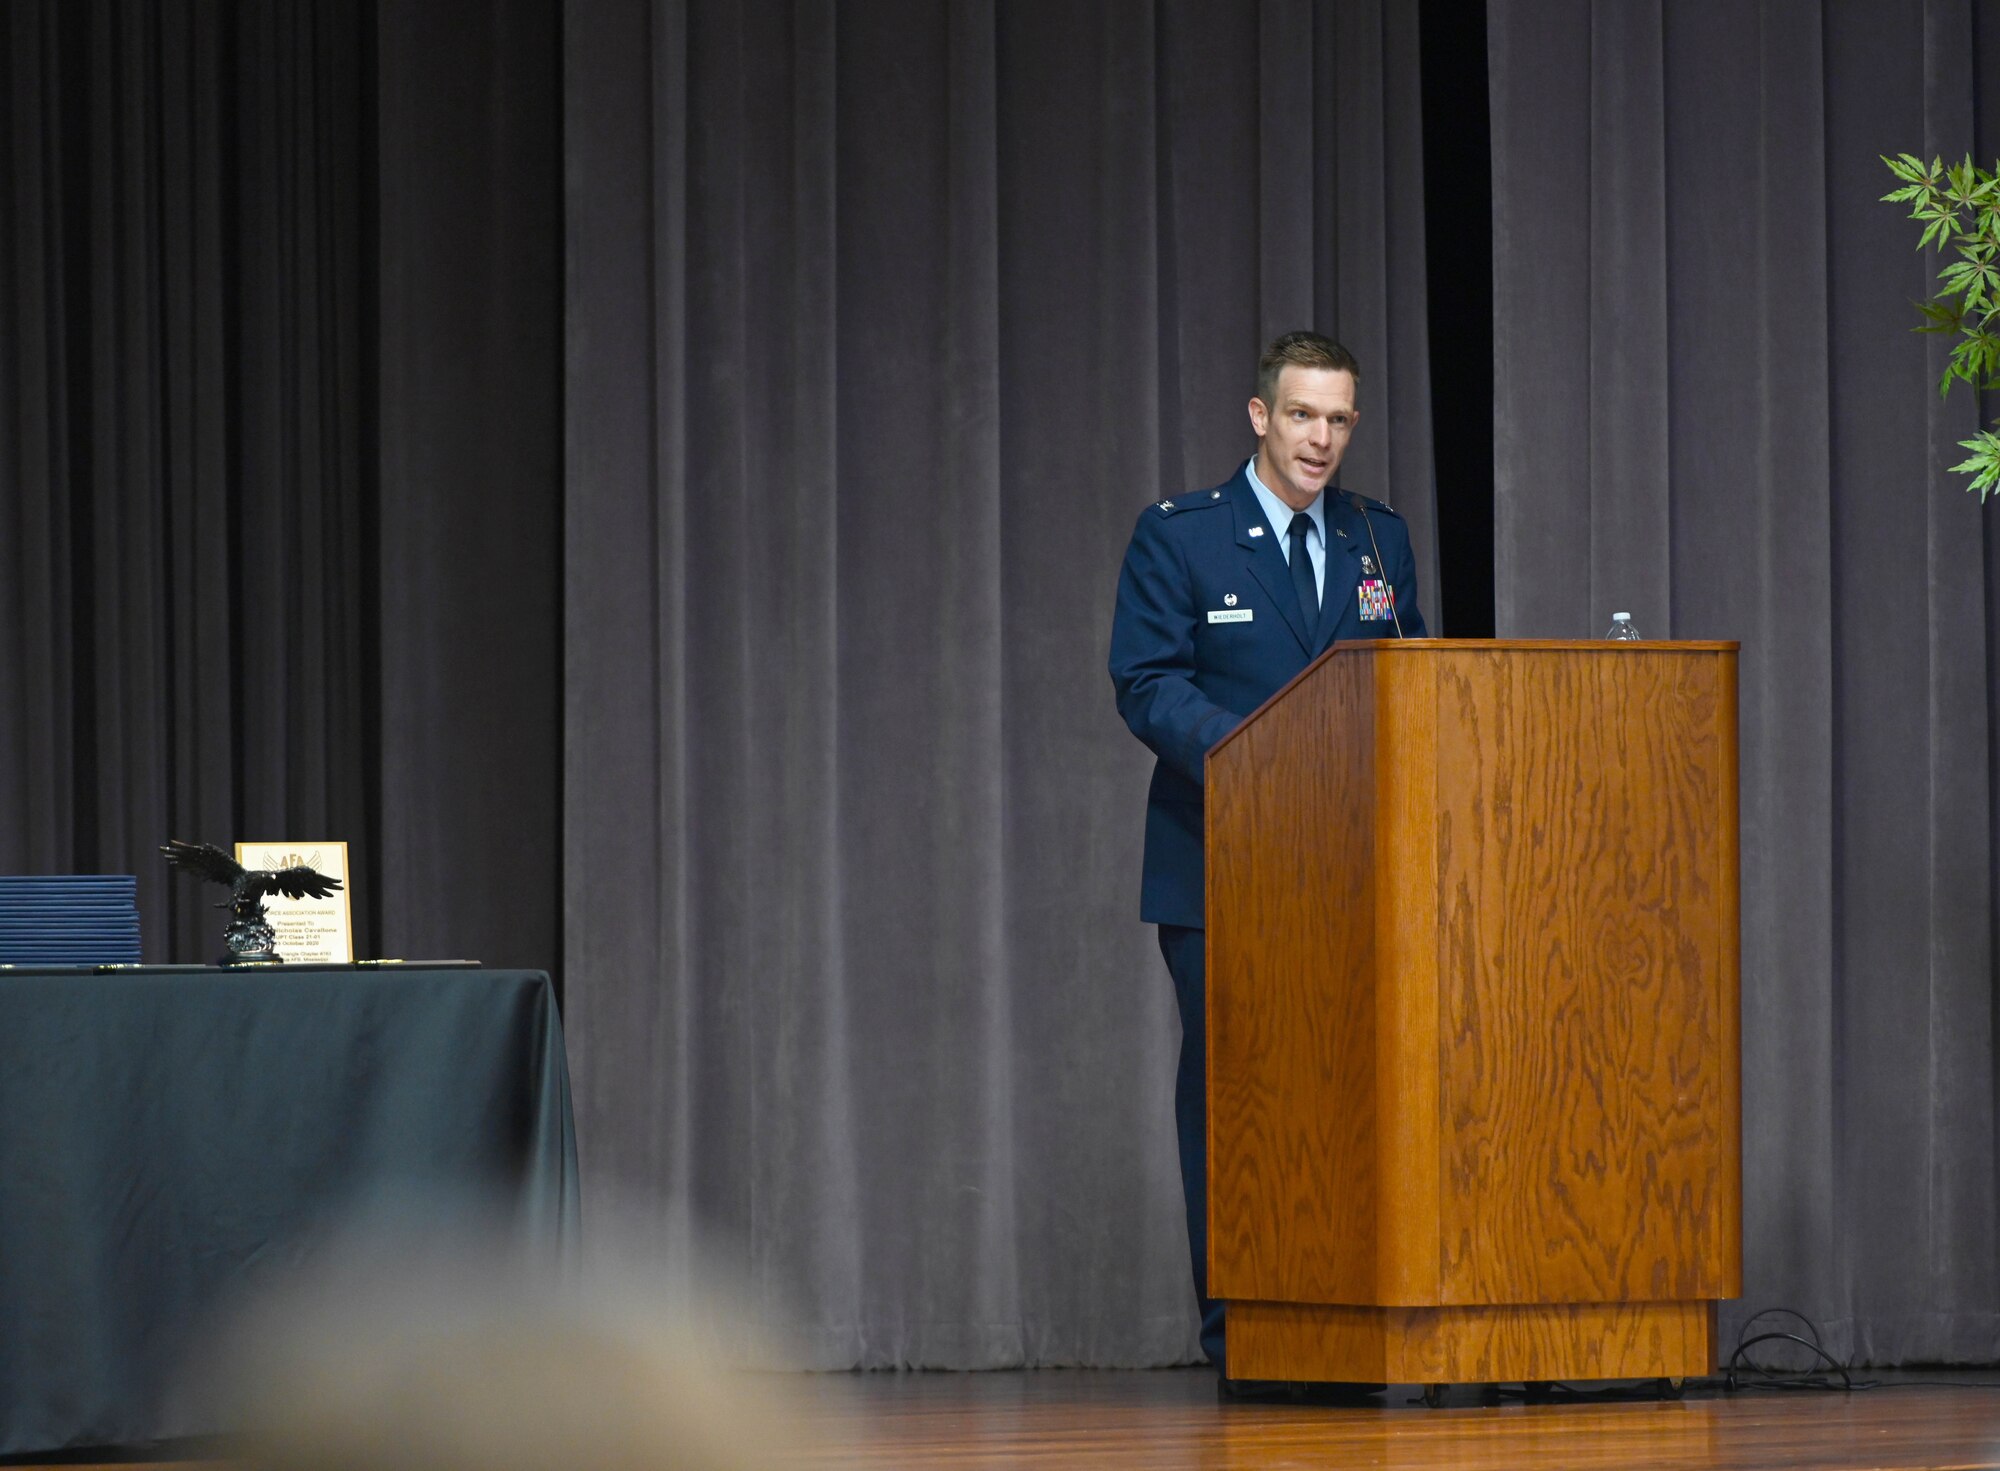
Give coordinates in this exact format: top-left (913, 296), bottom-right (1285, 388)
top-left (234, 841), bottom-right (354, 963)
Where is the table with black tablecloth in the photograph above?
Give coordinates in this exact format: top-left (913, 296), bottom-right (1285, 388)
top-left (0, 966), bottom-right (579, 1456)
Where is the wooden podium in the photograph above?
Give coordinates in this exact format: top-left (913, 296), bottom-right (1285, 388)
top-left (1206, 640), bottom-right (1740, 1385)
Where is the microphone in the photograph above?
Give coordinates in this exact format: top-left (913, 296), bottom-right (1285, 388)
top-left (1348, 491), bottom-right (1406, 638)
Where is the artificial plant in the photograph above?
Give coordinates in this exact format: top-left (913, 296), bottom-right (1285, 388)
top-left (1882, 153), bottom-right (2000, 500)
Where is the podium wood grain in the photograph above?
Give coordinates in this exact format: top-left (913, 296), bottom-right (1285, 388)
top-left (1228, 1298), bottom-right (1718, 1382)
top-left (1206, 640), bottom-right (1739, 1382)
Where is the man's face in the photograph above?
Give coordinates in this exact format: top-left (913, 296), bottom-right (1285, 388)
top-left (1247, 366), bottom-right (1360, 510)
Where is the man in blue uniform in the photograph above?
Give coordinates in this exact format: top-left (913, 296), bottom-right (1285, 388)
top-left (1108, 331), bottom-right (1427, 1372)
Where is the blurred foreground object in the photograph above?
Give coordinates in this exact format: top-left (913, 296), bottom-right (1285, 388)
top-left (219, 1228), bottom-right (795, 1471)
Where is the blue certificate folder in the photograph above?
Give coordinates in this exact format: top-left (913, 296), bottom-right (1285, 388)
top-left (0, 875), bottom-right (142, 964)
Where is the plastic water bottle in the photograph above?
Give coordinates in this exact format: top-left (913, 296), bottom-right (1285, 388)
top-left (1605, 612), bottom-right (1642, 641)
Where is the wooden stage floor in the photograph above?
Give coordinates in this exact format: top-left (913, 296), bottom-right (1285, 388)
top-left (772, 1367), bottom-right (2000, 1470)
top-left (18, 1368), bottom-right (2000, 1470)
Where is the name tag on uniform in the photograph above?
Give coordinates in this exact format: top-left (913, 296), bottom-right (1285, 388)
top-left (1207, 608), bottom-right (1253, 624)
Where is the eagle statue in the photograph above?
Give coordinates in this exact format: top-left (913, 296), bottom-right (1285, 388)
top-left (160, 839), bottom-right (344, 964)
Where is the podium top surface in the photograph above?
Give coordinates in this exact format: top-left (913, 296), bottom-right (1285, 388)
top-left (1210, 638), bottom-right (1739, 761)
top-left (1317, 638), bottom-right (1740, 652)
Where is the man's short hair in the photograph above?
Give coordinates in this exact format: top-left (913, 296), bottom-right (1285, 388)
top-left (1255, 331), bottom-right (1361, 407)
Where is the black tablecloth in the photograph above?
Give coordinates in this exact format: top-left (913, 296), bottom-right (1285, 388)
top-left (0, 966), bottom-right (580, 1455)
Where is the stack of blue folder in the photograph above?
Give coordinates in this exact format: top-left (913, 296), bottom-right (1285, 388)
top-left (0, 875), bottom-right (142, 966)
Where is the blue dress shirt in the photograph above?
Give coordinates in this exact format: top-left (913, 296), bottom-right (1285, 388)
top-left (1244, 457), bottom-right (1326, 600)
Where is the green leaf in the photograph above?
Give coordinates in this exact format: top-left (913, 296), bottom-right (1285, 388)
top-left (1949, 432), bottom-right (2000, 501)
top-left (1949, 441), bottom-right (2000, 500)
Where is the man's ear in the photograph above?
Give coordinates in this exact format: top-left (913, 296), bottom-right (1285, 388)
top-left (1247, 396), bottom-right (1270, 439)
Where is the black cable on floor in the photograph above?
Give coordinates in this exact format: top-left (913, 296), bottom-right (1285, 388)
top-left (1723, 1306), bottom-right (2000, 1393)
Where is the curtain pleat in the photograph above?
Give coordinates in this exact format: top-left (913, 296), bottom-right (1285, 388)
top-left (374, 0), bottom-right (563, 968)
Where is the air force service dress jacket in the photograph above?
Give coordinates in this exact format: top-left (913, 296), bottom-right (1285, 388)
top-left (1109, 463), bottom-right (1427, 929)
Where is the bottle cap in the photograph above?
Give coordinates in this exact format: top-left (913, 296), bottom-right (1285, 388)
top-left (1612, 612), bottom-right (1631, 620)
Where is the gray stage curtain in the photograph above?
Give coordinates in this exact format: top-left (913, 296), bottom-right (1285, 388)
top-left (375, 0), bottom-right (563, 971)
top-left (0, 1), bottom-right (377, 960)
top-left (564, 0), bottom-right (1437, 1367)
top-left (1491, 0), bottom-right (2000, 1363)
top-left (0, 1), bottom-right (562, 972)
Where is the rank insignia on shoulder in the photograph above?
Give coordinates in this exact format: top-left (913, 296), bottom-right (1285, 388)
top-left (1156, 500), bottom-right (1176, 513)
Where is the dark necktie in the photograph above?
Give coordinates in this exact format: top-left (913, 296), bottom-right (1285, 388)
top-left (1288, 511), bottom-right (1318, 629)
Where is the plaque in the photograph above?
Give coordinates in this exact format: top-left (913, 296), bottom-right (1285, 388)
top-left (234, 841), bottom-right (354, 964)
